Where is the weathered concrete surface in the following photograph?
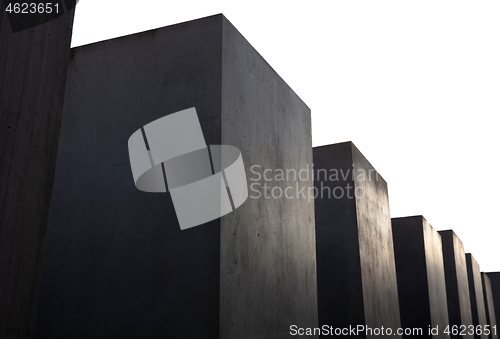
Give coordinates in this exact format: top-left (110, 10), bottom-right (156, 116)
top-left (0, 5), bottom-right (75, 339)
top-left (219, 17), bottom-right (317, 339)
top-left (482, 273), bottom-right (498, 339)
top-left (487, 273), bottom-right (500, 338)
top-left (439, 230), bottom-right (474, 339)
top-left (466, 254), bottom-right (488, 339)
top-left (35, 14), bottom-right (317, 339)
top-left (314, 142), bottom-right (401, 338)
top-left (392, 216), bottom-right (450, 338)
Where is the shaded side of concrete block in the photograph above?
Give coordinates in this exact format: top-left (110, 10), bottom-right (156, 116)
top-left (36, 15), bottom-right (224, 339)
top-left (0, 5), bottom-right (75, 339)
top-left (314, 142), bottom-right (364, 335)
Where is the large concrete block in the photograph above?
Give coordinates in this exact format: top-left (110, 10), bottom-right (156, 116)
top-left (439, 230), bottom-right (474, 339)
top-left (314, 142), bottom-right (401, 338)
top-left (35, 15), bottom-right (318, 338)
top-left (0, 5), bottom-right (75, 339)
top-left (466, 254), bottom-right (488, 339)
top-left (392, 216), bottom-right (450, 338)
top-left (487, 273), bottom-right (500, 338)
top-left (481, 273), bottom-right (498, 339)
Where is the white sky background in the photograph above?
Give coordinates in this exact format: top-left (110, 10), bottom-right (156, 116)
top-left (71, 1), bottom-right (500, 271)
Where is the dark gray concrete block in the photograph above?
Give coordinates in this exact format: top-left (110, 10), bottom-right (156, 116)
top-left (439, 230), bottom-right (474, 339)
top-left (481, 273), bottom-right (498, 339)
top-left (0, 5), bottom-right (74, 339)
top-left (314, 142), bottom-right (401, 338)
top-left (466, 254), bottom-right (488, 339)
top-left (487, 273), bottom-right (500, 339)
top-left (35, 14), bottom-right (317, 339)
top-left (392, 216), bottom-right (450, 338)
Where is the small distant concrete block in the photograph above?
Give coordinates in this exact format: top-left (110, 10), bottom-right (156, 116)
top-left (439, 230), bottom-right (474, 339)
top-left (392, 216), bottom-right (450, 338)
top-left (486, 273), bottom-right (500, 339)
top-left (481, 273), bottom-right (498, 339)
top-left (314, 141), bottom-right (401, 338)
top-left (466, 254), bottom-right (488, 339)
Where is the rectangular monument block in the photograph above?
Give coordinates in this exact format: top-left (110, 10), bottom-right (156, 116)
top-left (392, 216), bottom-right (450, 338)
top-left (35, 14), bottom-right (318, 339)
top-left (0, 5), bottom-right (75, 339)
top-left (439, 230), bottom-right (474, 339)
top-left (314, 142), bottom-right (401, 338)
top-left (466, 254), bottom-right (489, 339)
top-left (482, 273), bottom-right (499, 339)
top-left (487, 273), bottom-right (500, 339)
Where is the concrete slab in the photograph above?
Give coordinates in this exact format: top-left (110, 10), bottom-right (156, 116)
top-left (392, 216), bottom-right (450, 338)
top-left (486, 273), bottom-right (500, 339)
top-left (314, 142), bottom-right (401, 338)
top-left (35, 14), bottom-right (318, 339)
top-left (439, 230), bottom-right (474, 339)
top-left (0, 5), bottom-right (75, 339)
top-left (466, 254), bottom-right (489, 339)
top-left (481, 273), bottom-right (498, 339)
